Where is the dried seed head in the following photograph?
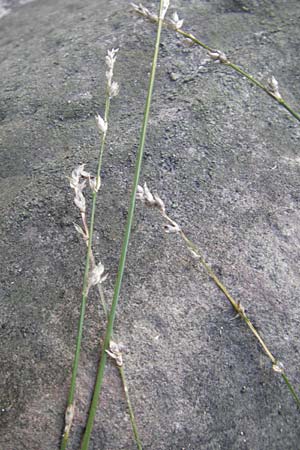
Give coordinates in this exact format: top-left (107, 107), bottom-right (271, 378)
top-left (105, 48), bottom-right (119, 70)
top-left (63, 403), bottom-right (75, 437)
top-left (71, 164), bottom-right (85, 180)
top-left (88, 176), bottom-right (101, 193)
top-left (137, 183), bottom-right (167, 212)
top-left (164, 221), bottom-right (181, 234)
top-left (167, 11), bottom-right (184, 30)
top-left (89, 177), bottom-right (97, 192)
top-left (130, 2), bottom-right (141, 12)
top-left (95, 114), bottom-right (108, 134)
top-left (109, 80), bottom-right (119, 98)
top-left (172, 11), bottom-right (179, 22)
top-left (268, 75), bottom-right (279, 92)
top-left (106, 340), bottom-right (123, 366)
top-left (143, 183), bottom-right (155, 205)
top-left (131, 2), bottom-right (148, 15)
top-left (153, 193), bottom-right (165, 213)
top-left (74, 188), bottom-right (86, 213)
top-left (131, 3), bottom-right (158, 22)
top-left (267, 76), bottom-right (282, 100)
top-left (89, 262), bottom-right (108, 287)
top-left (109, 340), bottom-right (119, 353)
top-left (73, 223), bottom-right (88, 240)
top-left (208, 50), bottom-right (228, 64)
top-left (106, 48), bottom-right (119, 88)
top-left (236, 301), bottom-right (246, 318)
top-left (272, 360), bottom-right (284, 374)
top-left (136, 183), bottom-right (155, 205)
top-left (70, 164), bottom-right (86, 189)
top-left (136, 185), bottom-right (144, 201)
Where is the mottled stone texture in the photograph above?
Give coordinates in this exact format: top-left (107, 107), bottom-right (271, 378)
top-left (0, 0), bottom-right (300, 449)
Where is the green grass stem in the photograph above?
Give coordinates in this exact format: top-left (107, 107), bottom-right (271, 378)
top-left (80, 2), bottom-right (167, 449)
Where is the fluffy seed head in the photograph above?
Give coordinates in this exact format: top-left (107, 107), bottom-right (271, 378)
top-left (168, 11), bottom-right (184, 30)
top-left (267, 76), bottom-right (282, 100)
top-left (109, 81), bottom-right (119, 98)
top-left (89, 262), bottom-right (108, 287)
top-left (95, 114), bottom-right (108, 134)
top-left (105, 48), bottom-right (119, 70)
top-left (105, 48), bottom-right (119, 89)
top-left (136, 183), bottom-right (165, 211)
top-left (106, 340), bottom-right (124, 366)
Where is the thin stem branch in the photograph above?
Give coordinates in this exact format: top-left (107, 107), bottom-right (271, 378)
top-left (80, 2), bottom-right (167, 449)
top-left (226, 61), bottom-right (300, 122)
top-left (281, 373), bottom-right (300, 409)
top-left (179, 231), bottom-right (277, 364)
top-left (119, 366), bottom-right (143, 450)
top-left (180, 226), bottom-right (300, 409)
top-left (60, 99), bottom-right (111, 450)
top-left (133, 5), bottom-right (300, 122)
top-left (137, 184), bottom-right (300, 410)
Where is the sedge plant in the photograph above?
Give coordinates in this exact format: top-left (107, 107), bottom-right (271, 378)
top-left (60, 2), bottom-right (300, 448)
top-left (79, 1), bottom-right (170, 449)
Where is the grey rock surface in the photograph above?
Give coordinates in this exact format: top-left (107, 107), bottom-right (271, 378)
top-left (1, 0), bottom-right (300, 449)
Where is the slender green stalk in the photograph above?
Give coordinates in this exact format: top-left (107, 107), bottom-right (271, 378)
top-left (181, 225), bottom-right (300, 409)
top-left (80, 2), bottom-right (167, 448)
top-left (133, 4), bottom-right (300, 122)
top-left (60, 96), bottom-right (111, 450)
top-left (119, 366), bottom-right (143, 450)
top-left (281, 373), bottom-right (300, 409)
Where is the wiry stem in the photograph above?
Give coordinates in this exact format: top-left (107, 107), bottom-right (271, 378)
top-left (179, 231), bottom-right (277, 363)
top-left (136, 183), bottom-right (300, 410)
top-left (180, 230), bottom-right (300, 408)
top-left (79, 2), bottom-right (168, 449)
top-left (132, 3), bottom-right (300, 122)
top-left (119, 366), bottom-right (143, 450)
